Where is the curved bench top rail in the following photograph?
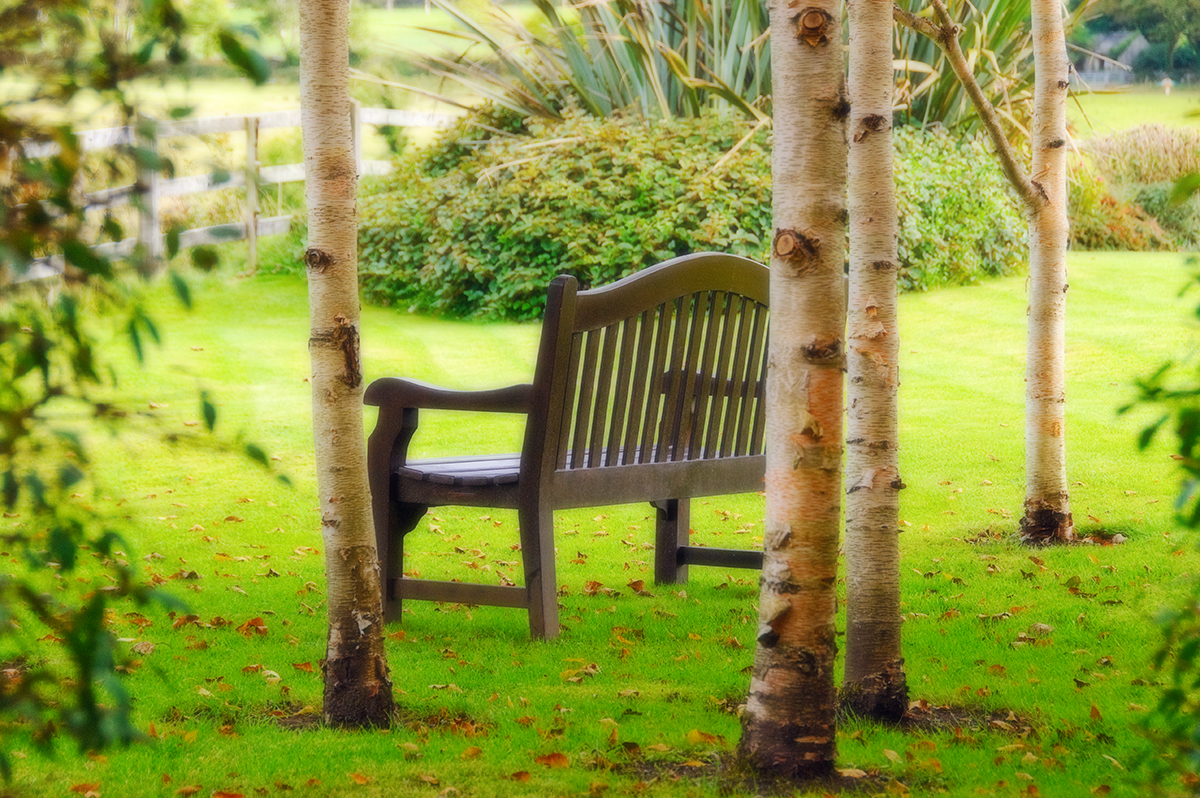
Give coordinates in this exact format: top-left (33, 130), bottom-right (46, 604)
top-left (571, 252), bottom-right (769, 332)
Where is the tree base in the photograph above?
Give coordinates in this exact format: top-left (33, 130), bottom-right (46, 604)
top-left (736, 744), bottom-right (836, 782)
top-left (840, 661), bottom-right (908, 722)
top-left (1019, 499), bottom-right (1074, 545)
top-left (738, 715), bottom-right (835, 781)
top-left (323, 653), bottom-right (395, 728)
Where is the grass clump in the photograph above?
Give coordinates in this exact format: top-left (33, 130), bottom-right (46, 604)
top-left (1088, 125), bottom-right (1200, 185)
top-left (357, 109), bottom-right (1025, 319)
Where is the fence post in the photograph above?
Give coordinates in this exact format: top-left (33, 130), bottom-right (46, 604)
top-left (350, 99), bottom-right (363, 178)
top-left (245, 114), bottom-right (260, 274)
top-left (136, 113), bottom-right (161, 270)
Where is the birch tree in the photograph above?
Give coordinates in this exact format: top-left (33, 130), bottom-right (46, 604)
top-left (1022, 0), bottom-right (1073, 544)
top-left (842, 0), bottom-right (908, 720)
top-left (300, 0), bottom-right (396, 726)
top-left (893, 0), bottom-right (1074, 545)
top-left (739, 0), bottom-right (847, 777)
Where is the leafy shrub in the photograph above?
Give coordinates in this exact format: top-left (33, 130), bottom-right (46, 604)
top-left (358, 109), bottom-right (1026, 319)
top-left (892, 127), bottom-right (1024, 291)
top-left (1069, 168), bottom-right (1176, 252)
top-left (1132, 182), bottom-right (1200, 250)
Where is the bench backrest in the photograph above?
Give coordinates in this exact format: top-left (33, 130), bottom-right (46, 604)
top-left (522, 253), bottom-right (769, 487)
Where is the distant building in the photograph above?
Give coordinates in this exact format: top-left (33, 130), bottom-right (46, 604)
top-left (1072, 31), bottom-right (1148, 88)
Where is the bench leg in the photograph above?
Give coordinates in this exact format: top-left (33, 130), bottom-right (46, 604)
top-left (653, 498), bottom-right (690, 585)
top-left (518, 502), bottom-right (560, 640)
top-left (381, 502), bottom-right (428, 623)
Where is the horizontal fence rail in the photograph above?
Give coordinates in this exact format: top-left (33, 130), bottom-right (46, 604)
top-left (15, 106), bottom-right (452, 283)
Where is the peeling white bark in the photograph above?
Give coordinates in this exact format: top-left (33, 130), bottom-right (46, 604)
top-left (1022, 0), bottom-right (1073, 543)
top-left (842, 0), bottom-right (907, 720)
top-left (740, 0), bottom-right (846, 778)
top-left (300, 0), bottom-right (394, 726)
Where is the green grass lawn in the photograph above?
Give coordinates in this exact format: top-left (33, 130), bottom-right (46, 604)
top-left (2, 251), bottom-right (1199, 797)
top-left (1070, 84), bottom-right (1200, 135)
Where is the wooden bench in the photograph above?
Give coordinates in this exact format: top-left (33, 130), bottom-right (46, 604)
top-left (364, 252), bottom-right (769, 639)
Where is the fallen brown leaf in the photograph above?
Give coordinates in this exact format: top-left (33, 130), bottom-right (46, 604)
top-left (235, 617), bottom-right (267, 638)
top-left (535, 752), bottom-right (569, 768)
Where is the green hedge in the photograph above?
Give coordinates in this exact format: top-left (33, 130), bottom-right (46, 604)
top-left (359, 109), bottom-right (1026, 319)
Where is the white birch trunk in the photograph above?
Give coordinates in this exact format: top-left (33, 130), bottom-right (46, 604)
top-left (842, 0), bottom-right (907, 719)
top-left (1022, 0), bottom-right (1073, 544)
top-left (740, 0), bottom-right (846, 777)
top-left (299, 0), bottom-right (394, 726)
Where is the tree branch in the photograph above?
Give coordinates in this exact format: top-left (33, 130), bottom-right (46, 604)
top-left (893, 0), bottom-right (1043, 212)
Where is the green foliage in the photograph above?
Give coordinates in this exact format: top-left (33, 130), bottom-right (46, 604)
top-left (1127, 265), bottom-right (1200, 790)
top-left (894, 0), bottom-right (1097, 137)
top-left (1068, 168), bottom-right (1177, 251)
top-left (0, 285), bottom-right (176, 770)
top-left (1095, 0), bottom-right (1200, 75)
top-left (393, 0), bottom-right (769, 121)
top-left (0, 0), bottom-right (274, 772)
top-left (360, 110), bottom-right (770, 318)
top-left (1074, 125), bottom-right (1200, 251)
top-left (1126, 170), bottom-right (1200, 787)
top-left (1133, 183), bottom-right (1200, 249)
top-left (358, 110), bottom-right (1025, 319)
top-left (392, 0), bottom-right (1093, 132)
top-left (1135, 41), bottom-right (1200, 76)
top-left (892, 127), bottom-right (1024, 291)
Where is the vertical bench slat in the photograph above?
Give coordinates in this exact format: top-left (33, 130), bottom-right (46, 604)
top-left (641, 301), bottom-right (676, 463)
top-left (557, 333), bottom-right (585, 469)
top-left (688, 291), bottom-right (727, 460)
top-left (702, 293), bottom-right (738, 459)
top-left (749, 322), bottom-right (770, 454)
top-left (718, 296), bottom-right (754, 458)
top-left (673, 292), bottom-right (712, 460)
top-left (657, 296), bottom-right (695, 462)
top-left (621, 309), bottom-right (656, 465)
top-left (605, 316), bottom-right (638, 466)
top-left (735, 303), bottom-right (769, 455)
top-left (569, 329), bottom-right (602, 469)
top-left (587, 323), bottom-right (620, 468)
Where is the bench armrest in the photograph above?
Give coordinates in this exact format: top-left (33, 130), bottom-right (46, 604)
top-left (365, 377), bottom-right (533, 414)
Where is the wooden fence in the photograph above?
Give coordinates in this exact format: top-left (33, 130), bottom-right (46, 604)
top-left (20, 104), bottom-right (451, 281)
